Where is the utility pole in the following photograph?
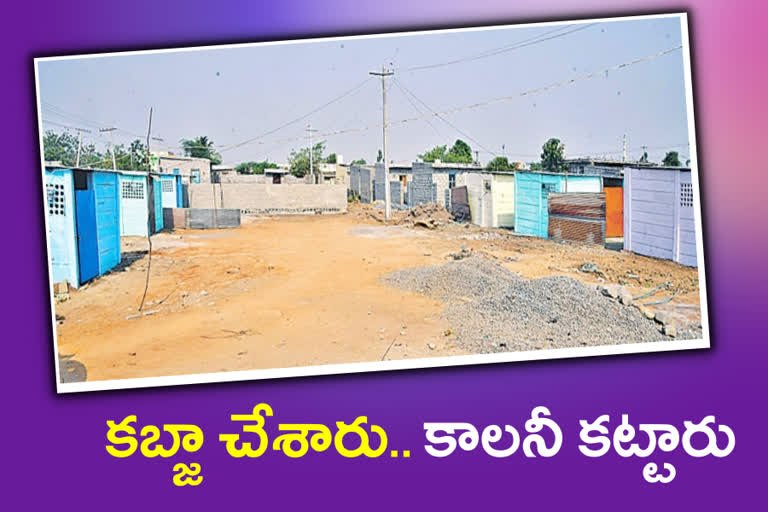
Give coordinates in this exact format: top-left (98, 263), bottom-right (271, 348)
top-left (370, 65), bottom-right (394, 221)
top-left (622, 133), bottom-right (628, 162)
top-left (139, 107), bottom-right (154, 312)
top-left (306, 123), bottom-right (318, 184)
top-left (100, 127), bottom-right (117, 170)
top-left (474, 150), bottom-right (480, 166)
top-left (73, 127), bottom-right (91, 167)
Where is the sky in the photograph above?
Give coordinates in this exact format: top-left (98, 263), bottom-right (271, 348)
top-left (36, 14), bottom-right (692, 167)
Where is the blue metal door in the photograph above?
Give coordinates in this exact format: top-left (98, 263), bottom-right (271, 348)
top-left (75, 189), bottom-right (99, 284)
top-left (175, 175), bottom-right (183, 207)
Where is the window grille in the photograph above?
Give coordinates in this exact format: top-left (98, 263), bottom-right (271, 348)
top-left (680, 183), bottom-right (693, 207)
top-left (121, 181), bottom-right (144, 199)
top-left (46, 183), bottom-right (65, 216)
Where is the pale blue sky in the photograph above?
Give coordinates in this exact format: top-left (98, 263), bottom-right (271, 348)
top-left (37, 15), bottom-right (691, 166)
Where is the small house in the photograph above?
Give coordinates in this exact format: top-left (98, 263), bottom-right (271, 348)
top-left (514, 171), bottom-right (602, 238)
top-left (45, 166), bottom-right (121, 288)
top-left (623, 166), bottom-right (697, 266)
top-left (117, 171), bottom-right (167, 237)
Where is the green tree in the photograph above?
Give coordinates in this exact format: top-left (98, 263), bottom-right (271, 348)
top-left (540, 138), bottom-right (566, 172)
top-left (663, 151), bottom-right (681, 167)
top-left (419, 139), bottom-right (474, 164)
top-left (639, 151), bottom-right (649, 163)
top-left (350, 158), bottom-right (366, 165)
top-left (181, 135), bottom-right (222, 165)
top-left (419, 145), bottom-right (447, 163)
top-left (326, 153), bottom-right (337, 164)
top-left (529, 162), bottom-right (543, 171)
top-left (288, 141), bottom-right (326, 178)
top-left (235, 160), bottom-right (279, 174)
top-left (445, 139), bottom-right (473, 163)
top-left (486, 156), bottom-right (513, 172)
top-left (128, 139), bottom-right (150, 171)
top-left (376, 149), bottom-right (383, 163)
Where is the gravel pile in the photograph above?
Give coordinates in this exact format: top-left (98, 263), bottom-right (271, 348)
top-left (382, 256), bottom-right (678, 353)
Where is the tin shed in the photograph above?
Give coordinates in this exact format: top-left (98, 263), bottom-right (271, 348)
top-left (623, 166), bottom-right (697, 266)
top-left (514, 171), bottom-right (602, 238)
top-left (149, 176), bottom-right (164, 232)
top-left (160, 174), bottom-right (181, 208)
top-left (118, 172), bottom-right (150, 237)
top-left (45, 166), bottom-right (121, 288)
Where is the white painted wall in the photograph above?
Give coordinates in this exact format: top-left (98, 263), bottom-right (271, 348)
top-left (491, 174), bottom-right (515, 228)
top-left (624, 167), bottom-right (697, 267)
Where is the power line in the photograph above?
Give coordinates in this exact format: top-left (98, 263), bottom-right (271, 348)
top-left (399, 23), bottom-right (596, 73)
top-left (393, 77), bottom-right (497, 158)
top-left (391, 77), bottom-right (444, 138)
top-left (221, 77), bottom-right (374, 153)
top-left (227, 45), bottom-right (683, 153)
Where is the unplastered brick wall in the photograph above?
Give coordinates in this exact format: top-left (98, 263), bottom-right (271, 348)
top-left (188, 183), bottom-right (347, 214)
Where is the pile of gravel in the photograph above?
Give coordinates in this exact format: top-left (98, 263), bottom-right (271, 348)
top-left (382, 256), bottom-right (677, 353)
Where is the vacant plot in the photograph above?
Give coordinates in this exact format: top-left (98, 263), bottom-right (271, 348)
top-left (54, 203), bottom-right (701, 382)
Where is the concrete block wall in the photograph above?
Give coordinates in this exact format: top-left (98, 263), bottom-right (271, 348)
top-left (374, 164), bottom-right (386, 201)
top-left (359, 168), bottom-right (373, 203)
top-left (432, 172), bottom-right (449, 208)
top-left (410, 162), bottom-right (437, 205)
top-left (390, 181), bottom-right (402, 207)
top-left (349, 166), bottom-right (361, 197)
top-left (188, 183), bottom-right (347, 214)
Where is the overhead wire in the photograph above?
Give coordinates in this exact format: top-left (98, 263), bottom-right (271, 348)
top-left (398, 23), bottom-right (596, 73)
top-left (393, 77), bottom-right (498, 158)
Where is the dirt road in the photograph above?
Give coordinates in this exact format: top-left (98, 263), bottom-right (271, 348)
top-left (54, 204), bottom-right (701, 382)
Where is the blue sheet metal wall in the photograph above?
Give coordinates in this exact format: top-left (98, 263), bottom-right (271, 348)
top-left (45, 169), bottom-right (78, 287)
top-left (118, 174), bottom-right (149, 237)
top-left (93, 172), bottom-right (120, 275)
top-left (152, 177), bottom-right (164, 232)
top-left (514, 172), bottom-right (601, 238)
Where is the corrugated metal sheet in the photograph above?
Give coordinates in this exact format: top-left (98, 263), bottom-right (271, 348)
top-left (547, 193), bottom-right (606, 245)
top-left (514, 172), bottom-right (602, 238)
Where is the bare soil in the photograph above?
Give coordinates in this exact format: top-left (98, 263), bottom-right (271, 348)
top-left (54, 202), bottom-right (701, 382)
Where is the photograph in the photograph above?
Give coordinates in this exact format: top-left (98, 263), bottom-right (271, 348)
top-left (36, 12), bottom-right (707, 392)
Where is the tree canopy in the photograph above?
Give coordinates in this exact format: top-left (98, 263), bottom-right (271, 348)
top-left (485, 156), bottom-right (521, 172)
top-left (663, 151), bottom-right (682, 167)
top-left (181, 135), bottom-right (222, 165)
top-left (42, 130), bottom-right (150, 171)
top-left (235, 160), bottom-right (278, 175)
top-left (288, 141), bottom-right (326, 178)
top-left (418, 139), bottom-right (474, 164)
top-left (350, 158), bottom-right (366, 165)
top-left (540, 138), bottom-right (566, 172)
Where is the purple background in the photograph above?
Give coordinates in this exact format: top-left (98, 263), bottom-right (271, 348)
top-left (5, 0), bottom-right (766, 508)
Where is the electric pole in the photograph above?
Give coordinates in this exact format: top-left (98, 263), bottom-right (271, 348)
top-left (73, 127), bottom-right (91, 167)
top-left (100, 127), bottom-right (117, 170)
top-left (370, 65), bottom-right (394, 221)
top-left (622, 133), bottom-right (627, 163)
top-left (306, 123), bottom-right (318, 184)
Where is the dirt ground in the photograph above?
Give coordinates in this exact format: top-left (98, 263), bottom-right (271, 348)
top-left (54, 202), bottom-right (702, 382)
